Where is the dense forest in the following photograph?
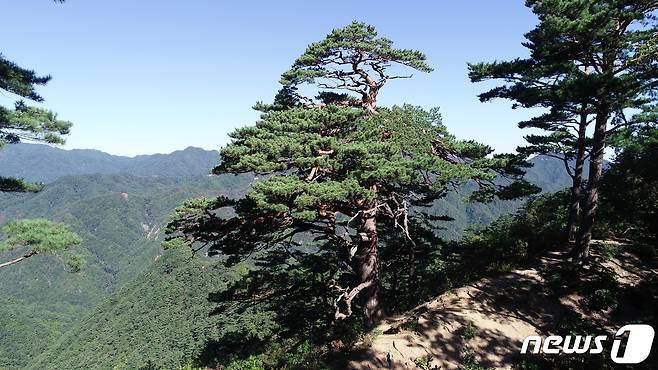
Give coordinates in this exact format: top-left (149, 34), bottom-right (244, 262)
top-left (1, 0), bottom-right (657, 369)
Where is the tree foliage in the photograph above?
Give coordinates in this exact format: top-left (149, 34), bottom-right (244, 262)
top-left (0, 0), bottom-right (82, 275)
top-left (468, 3), bottom-right (599, 244)
top-left (600, 126), bottom-right (658, 243)
top-left (278, 21), bottom-right (433, 112)
top-left (167, 21), bottom-right (536, 336)
top-left (0, 53), bottom-right (72, 191)
top-left (0, 219), bottom-right (81, 270)
top-left (470, 0), bottom-right (658, 258)
top-left (535, 0), bottom-right (657, 258)
top-left (4, 154), bottom-right (564, 369)
top-left (0, 171), bottom-right (252, 369)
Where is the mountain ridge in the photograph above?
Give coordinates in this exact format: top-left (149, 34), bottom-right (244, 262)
top-left (0, 143), bottom-right (220, 183)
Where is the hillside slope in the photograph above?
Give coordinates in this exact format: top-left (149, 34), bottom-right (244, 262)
top-left (344, 244), bottom-right (657, 369)
top-left (27, 249), bottom-right (236, 370)
top-left (0, 173), bottom-right (251, 368)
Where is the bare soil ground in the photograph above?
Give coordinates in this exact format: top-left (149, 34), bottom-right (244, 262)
top-left (343, 241), bottom-right (658, 369)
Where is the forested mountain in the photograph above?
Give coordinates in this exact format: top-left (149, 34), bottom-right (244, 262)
top-left (27, 248), bottom-right (235, 370)
top-left (0, 143), bottom-right (219, 182)
top-left (0, 166), bottom-right (251, 368)
top-left (0, 144), bottom-right (571, 369)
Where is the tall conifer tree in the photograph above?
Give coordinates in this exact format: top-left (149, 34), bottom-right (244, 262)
top-left (469, 57), bottom-right (595, 243)
top-left (471, 0), bottom-right (657, 258)
top-left (167, 22), bottom-right (533, 327)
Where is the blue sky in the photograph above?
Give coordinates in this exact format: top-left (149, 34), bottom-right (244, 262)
top-left (2, 1), bottom-right (541, 156)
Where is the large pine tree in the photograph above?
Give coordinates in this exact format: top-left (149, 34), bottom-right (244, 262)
top-left (560, 0), bottom-right (657, 259)
top-left (166, 22), bottom-right (533, 328)
top-left (470, 0), bottom-right (657, 259)
top-left (469, 54), bottom-right (595, 243)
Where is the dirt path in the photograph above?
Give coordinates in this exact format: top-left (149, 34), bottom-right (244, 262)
top-left (344, 245), bottom-right (657, 369)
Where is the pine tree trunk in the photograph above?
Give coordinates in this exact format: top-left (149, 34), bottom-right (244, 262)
top-left (574, 104), bottom-right (609, 260)
top-left (363, 87), bottom-right (379, 113)
top-left (567, 110), bottom-right (588, 242)
top-left (355, 213), bottom-right (383, 329)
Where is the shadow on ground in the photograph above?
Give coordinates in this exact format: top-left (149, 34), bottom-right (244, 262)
top-left (341, 243), bottom-right (658, 369)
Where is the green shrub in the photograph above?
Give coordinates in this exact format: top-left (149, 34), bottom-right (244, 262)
top-left (600, 243), bottom-right (622, 260)
top-left (588, 288), bottom-right (618, 310)
top-left (459, 348), bottom-right (488, 370)
top-left (414, 355), bottom-right (437, 370)
top-left (457, 323), bottom-right (477, 340)
top-left (358, 329), bottom-right (382, 348)
top-left (555, 313), bottom-right (599, 337)
top-left (600, 127), bottom-right (658, 245)
top-left (226, 355), bottom-right (264, 370)
top-left (258, 339), bottom-right (329, 370)
top-left (450, 190), bottom-right (570, 282)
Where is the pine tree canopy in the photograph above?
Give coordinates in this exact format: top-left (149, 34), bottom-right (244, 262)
top-left (0, 54), bottom-right (73, 191)
top-left (166, 22), bottom-right (536, 328)
top-left (0, 0), bottom-right (81, 272)
top-left (469, 0), bottom-right (657, 149)
top-left (0, 219), bottom-right (82, 270)
top-left (0, 54), bottom-right (51, 102)
top-left (279, 21), bottom-right (433, 112)
top-left (169, 103), bottom-right (524, 251)
top-left (524, 0), bottom-right (657, 116)
top-left (0, 102), bottom-right (72, 148)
